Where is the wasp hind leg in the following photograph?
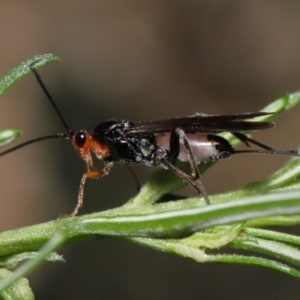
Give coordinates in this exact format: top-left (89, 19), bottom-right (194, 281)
top-left (161, 128), bottom-right (210, 205)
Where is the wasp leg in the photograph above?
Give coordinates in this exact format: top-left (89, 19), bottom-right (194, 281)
top-left (160, 156), bottom-right (210, 204)
top-left (167, 128), bottom-right (210, 204)
top-left (71, 162), bottom-right (114, 217)
top-left (126, 166), bottom-right (141, 191)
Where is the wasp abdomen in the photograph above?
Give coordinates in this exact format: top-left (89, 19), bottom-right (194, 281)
top-left (157, 133), bottom-right (234, 163)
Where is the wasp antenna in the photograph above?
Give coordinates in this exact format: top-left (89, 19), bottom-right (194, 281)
top-left (234, 149), bottom-right (300, 157)
top-left (0, 133), bottom-right (69, 157)
top-left (30, 65), bottom-right (74, 137)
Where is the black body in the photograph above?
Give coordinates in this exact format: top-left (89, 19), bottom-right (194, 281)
top-left (91, 112), bottom-right (272, 167)
top-left (91, 118), bottom-right (238, 168)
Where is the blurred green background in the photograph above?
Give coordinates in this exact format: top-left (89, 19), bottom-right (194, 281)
top-left (1, 1), bottom-right (300, 299)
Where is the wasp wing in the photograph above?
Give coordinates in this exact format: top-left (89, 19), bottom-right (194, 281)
top-left (124, 112), bottom-right (275, 135)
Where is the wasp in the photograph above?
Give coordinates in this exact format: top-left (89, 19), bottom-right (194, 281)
top-left (1, 67), bottom-right (299, 216)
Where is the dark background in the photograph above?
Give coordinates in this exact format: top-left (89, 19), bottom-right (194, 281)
top-left (1, 1), bottom-right (300, 299)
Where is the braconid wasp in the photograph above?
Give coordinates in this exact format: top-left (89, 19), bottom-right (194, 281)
top-left (1, 65), bottom-right (300, 216)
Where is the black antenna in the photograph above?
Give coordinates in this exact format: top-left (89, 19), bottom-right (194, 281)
top-left (0, 133), bottom-right (69, 157)
top-left (0, 65), bottom-right (73, 157)
top-left (30, 65), bottom-right (74, 137)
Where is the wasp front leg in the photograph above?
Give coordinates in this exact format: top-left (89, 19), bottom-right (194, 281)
top-left (70, 161), bottom-right (114, 217)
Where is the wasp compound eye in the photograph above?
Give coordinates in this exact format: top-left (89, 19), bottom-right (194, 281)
top-left (75, 131), bottom-right (87, 148)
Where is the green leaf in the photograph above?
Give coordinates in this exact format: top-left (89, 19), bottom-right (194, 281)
top-left (80, 191), bottom-right (300, 238)
top-left (126, 232), bottom-right (300, 279)
top-left (211, 255), bottom-right (300, 278)
top-left (0, 54), bottom-right (60, 153)
top-left (244, 227), bottom-right (300, 246)
top-left (0, 269), bottom-right (34, 300)
top-left (0, 54), bottom-right (60, 97)
top-left (0, 232), bottom-right (66, 293)
top-left (232, 235), bottom-right (300, 266)
top-left (0, 129), bottom-right (21, 148)
top-left (0, 251), bottom-right (64, 269)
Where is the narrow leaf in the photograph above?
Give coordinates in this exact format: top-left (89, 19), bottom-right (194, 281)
top-left (0, 232), bottom-right (66, 292)
top-left (0, 269), bottom-right (34, 300)
top-left (0, 54), bottom-right (60, 96)
top-left (0, 130), bottom-right (21, 148)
